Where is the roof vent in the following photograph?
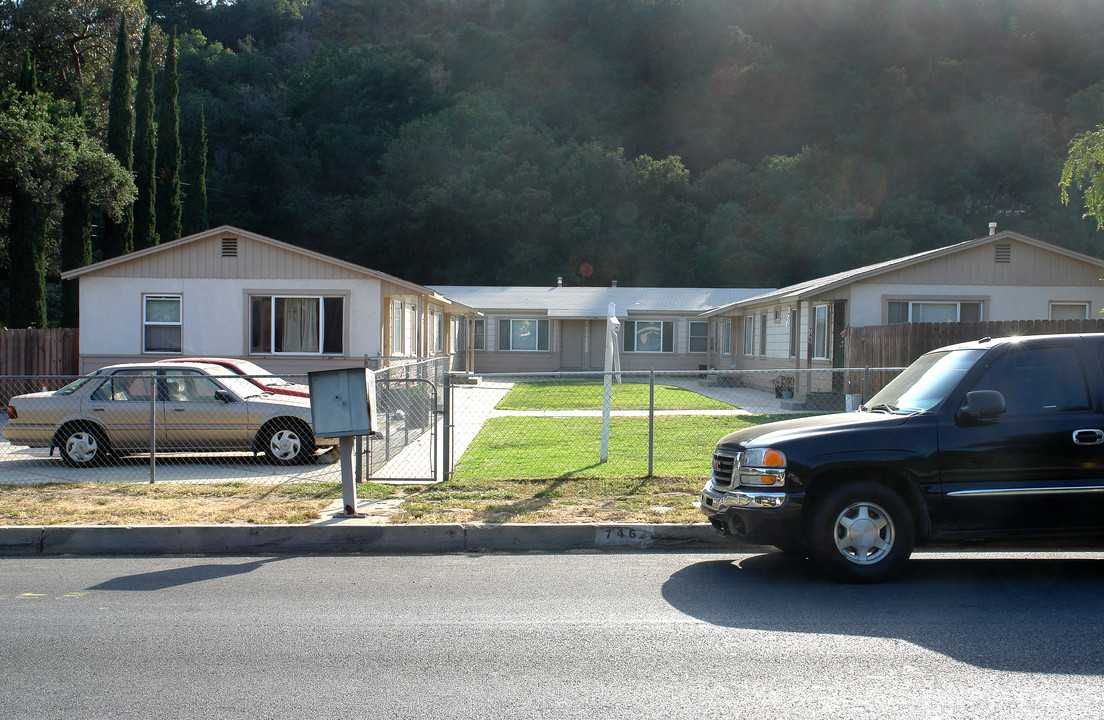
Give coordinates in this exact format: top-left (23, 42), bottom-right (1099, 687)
top-left (557, 276), bottom-right (563, 287)
top-left (994, 243), bottom-right (1011, 263)
top-left (221, 237), bottom-right (238, 258)
top-left (611, 280), bottom-right (617, 287)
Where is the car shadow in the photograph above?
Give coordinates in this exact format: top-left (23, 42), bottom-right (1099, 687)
top-left (662, 552), bottom-right (1104, 675)
top-left (87, 557), bottom-right (287, 592)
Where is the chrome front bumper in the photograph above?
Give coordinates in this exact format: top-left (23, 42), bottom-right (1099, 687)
top-left (700, 484), bottom-right (789, 513)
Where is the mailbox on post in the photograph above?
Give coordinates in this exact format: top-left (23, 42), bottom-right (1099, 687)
top-left (307, 368), bottom-right (377, 517)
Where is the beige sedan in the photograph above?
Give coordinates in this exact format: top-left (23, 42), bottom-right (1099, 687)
top-left (2, 362), bottom-right (335, 467)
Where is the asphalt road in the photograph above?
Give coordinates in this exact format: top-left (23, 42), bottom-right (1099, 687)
top-left (3, 551), bottom-right (1103, 719)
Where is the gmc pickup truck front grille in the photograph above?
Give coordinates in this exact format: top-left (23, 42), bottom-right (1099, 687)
top-left (711, 451), bottom-right (739, 490)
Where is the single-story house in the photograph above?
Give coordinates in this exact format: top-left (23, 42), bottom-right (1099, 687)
top-left (702, 228), bottom-right (1104, 392)
top-left (61, 226), bottom-right (479, 375)
top-left (428, 284), bottom-right (772, 373)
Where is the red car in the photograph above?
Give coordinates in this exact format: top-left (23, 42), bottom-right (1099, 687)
top-left (157, 358), bottom-right (309, 397)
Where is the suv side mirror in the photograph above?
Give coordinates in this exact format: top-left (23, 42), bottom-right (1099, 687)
top-left (956, 390), bottom-right (1006, 425)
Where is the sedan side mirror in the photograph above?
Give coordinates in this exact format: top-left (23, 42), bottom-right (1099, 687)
top-left (214, 389), bottom-right (235, 403)
top-left (956, 390), bottom-right (1006, 425)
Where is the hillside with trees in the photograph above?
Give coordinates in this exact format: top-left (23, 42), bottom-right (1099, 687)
top-left (5, 0), bottom-right (1104, 326)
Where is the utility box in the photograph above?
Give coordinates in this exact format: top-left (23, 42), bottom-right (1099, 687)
top-left (307, 367), bottom-right (377, 438)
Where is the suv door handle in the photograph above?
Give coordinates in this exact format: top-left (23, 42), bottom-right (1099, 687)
top-left (1072, 429), bottom-right (1104, 445)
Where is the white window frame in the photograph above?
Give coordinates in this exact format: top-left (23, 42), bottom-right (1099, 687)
top-left (718, 319), bottom-right (731, 356)
top-left (431, 311), bottom-right (444, 354)
top-left (1050, 302), bottom-right (1089, 320)
top-left (888, 300), bottom-right (983, 323)
top-left (498, 319), bottom-right (549, 352)
top-left (623, 320), bottom-right (674, 353)
top-left (813, 304), bottom-right (829, 360)
top-left (689, 321), bottom-right (709, 354)
top-left (143, 295), bottom-right (182, 354)
top-left (743, 316), bottom-right (754, 356)
top-left (391, 300), bottom-right (405, 356)
top-left (249, 294), bottom-right (344, 356)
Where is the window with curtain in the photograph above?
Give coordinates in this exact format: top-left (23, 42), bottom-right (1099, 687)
top-left (144, 295), bottom-right (182, 353)
top-left (623, 320), bottom-right (674, 352)
top-left (743, 316), bottom-right (754, 356)
top-left (249, 295), bottom-right (344, 355)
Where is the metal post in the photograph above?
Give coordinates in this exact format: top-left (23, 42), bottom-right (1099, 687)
top-left (149, 378), bottom-right (156, 484)
top-left (441, 372), bottom-right (451, 483)
top-left (648, 369), bottom-right (655, 478)
top-left (339, 435), bottom-right (359, 516)
top-left (863, 366), bottom-right (870, 403)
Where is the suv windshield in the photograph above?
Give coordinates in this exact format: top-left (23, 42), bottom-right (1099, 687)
top-left (865, 348), bottom-right (985, 413)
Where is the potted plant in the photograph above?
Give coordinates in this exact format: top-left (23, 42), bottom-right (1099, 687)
top-left (771, 374), bottom-right (795, 399)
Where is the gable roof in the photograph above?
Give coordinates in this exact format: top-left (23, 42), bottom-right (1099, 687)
top-left (429, 285), bottom-right (773, 319)
top-left (61, 225), bottom-right (474, 311)
top-left (702, 230), bottom-right (1104, 316)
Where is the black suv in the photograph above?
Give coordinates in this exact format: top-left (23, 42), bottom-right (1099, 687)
top-left (700, 333), bottom-right (1104, 582)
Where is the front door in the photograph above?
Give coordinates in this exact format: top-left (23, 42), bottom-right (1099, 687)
top-left (560, 320), bottom-right (587, 370)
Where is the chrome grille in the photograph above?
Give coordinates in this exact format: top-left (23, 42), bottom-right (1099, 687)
top-left (711, 450), bottom-right (740, 490)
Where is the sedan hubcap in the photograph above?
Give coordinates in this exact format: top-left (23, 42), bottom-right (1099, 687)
top-left (834, 501), bottom-right (894, 565)
top-left (65, 433), bottom-right (98, 463)
top-left (270, 430), bottom-right (301, 460)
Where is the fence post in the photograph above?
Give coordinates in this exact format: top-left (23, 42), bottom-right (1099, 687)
top-left (442, 371), bottom-right (451, 483)
top-left (149, 381), bottom-right (156, 484)
top-left (648, 369), bottom-right (655, 478)
top-left (862, 366), bottom-right (870, 404)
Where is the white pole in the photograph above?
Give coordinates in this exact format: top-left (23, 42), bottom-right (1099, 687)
top-left (601, 302), bottom-right (620, 463)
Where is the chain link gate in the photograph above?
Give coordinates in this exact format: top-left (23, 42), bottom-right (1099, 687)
top-left (366, 377), bottom-right (438, 483)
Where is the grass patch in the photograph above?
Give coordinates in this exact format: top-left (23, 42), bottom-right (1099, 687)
top-left (451, 414), bottom-right (790, 479)
top-left (496, 380), bottom-right (732, 411)
top-left (394, 476), bottom-right (705, 525)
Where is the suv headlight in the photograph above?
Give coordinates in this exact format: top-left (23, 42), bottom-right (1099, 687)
top-left (737, 447), bottom-right (787, 487)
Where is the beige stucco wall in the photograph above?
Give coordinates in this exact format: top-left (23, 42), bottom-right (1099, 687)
top-left (76, 275), bottom-right (383, 374)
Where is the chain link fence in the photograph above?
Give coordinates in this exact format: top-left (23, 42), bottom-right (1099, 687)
top-left (0, 358), bottom-right (449, 486)
top-left (445, 368), bottom-right (903, 480)
top-left (2, 363), bottom-right (902, 487)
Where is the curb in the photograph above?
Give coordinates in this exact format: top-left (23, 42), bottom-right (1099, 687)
top-left (0, 523), bottom-right (758, 556)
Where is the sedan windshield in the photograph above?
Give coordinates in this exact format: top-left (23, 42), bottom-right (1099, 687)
top-left (864, 349), bottom-right (985, 413)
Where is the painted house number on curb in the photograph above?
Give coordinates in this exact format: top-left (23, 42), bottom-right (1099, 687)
top-left (596, 526), bottom-right (654, 547)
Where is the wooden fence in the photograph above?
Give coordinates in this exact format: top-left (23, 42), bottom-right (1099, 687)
top-left (845, 318), bottom-right (1104, 369)
top-left (0, 328), bottom-right (79, 377)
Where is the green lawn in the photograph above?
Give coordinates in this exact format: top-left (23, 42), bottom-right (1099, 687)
top-left (451, 414), bottom-right (790, 479)
top-left (495, 380), bottom-right (733, 411)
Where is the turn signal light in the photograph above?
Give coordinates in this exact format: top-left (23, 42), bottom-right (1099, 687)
top-left (762, 449), bottom-right (785, 467)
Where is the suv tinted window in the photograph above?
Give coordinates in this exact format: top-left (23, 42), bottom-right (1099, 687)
top-left (970, 345), bottom-right (1089, 415)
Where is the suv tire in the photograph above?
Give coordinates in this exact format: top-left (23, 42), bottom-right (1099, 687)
top-left (806, 480), bottom-right (915, 583)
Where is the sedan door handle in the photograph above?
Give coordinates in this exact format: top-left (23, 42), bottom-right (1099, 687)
top-left (1072, 429), bottom-right (1104, 445)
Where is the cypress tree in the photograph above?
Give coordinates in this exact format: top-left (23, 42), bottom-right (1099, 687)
top-left (155, 30), bottom-right (181, 243)
top-left (9, 52), bottom-right (48, 328)
top-left (133, 21), bottom-right (157, 250)
top-left (182, 106), bottom-right (208, 235)
top-left (61, 92), bottom-right (93, 328)
top-left (102, 14), bottom-right (134, 258)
